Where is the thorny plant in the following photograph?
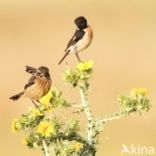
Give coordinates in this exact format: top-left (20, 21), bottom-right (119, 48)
top-left (12, 60), bottom-right (151, 156)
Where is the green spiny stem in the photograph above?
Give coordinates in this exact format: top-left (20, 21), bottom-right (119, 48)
top-left (42, 140), bottom-right (50, 156)
top-left (92, 112), bottom-right (125, 140)
top-left (100, 112), bottom-right (124, 124)
top-left (79, 87), bottom-right (94, 146)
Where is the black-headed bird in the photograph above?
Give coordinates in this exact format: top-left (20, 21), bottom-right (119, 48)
top-left (9, 66), bottom-right (52, 106)
top-left (58, 16), bottom-right (93, 65)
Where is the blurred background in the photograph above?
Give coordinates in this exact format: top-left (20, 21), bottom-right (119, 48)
top-left (0, 0), bottom-right (156, 155)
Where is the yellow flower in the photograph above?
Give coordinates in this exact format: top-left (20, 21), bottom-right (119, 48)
top-left (131, 88), bottom-right (147, 97)
top-left (30, 107), bottom-right (43, 116)
top-left (77, 60), bottom-right (94, 71)
top-left (11, 118), bottom-right (21, 133)
top-left (72, 142), bottom-right (84, 152)
top-left (22, 137), bottom-right (28, 145)
top-left (39, 90), bottom-right (52, 106)
top-left (36, 120), bottom-right (54, 137)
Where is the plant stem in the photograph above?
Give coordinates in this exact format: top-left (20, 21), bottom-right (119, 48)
top-left (100, 112), bottom-right (124, 124)
top-left (42, 140), bottom-right (50, 156)
top-left (80, 87), bottom-right (94, 146)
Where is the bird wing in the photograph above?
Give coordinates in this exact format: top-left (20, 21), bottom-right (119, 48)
top-left (24, 76), bottom-right (36, 89)
top-left (25, 66), bottom-right (37, 74)
top-left (65, 29), bottom-right (85, 51)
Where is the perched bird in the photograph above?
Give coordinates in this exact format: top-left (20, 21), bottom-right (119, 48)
top-left (58, 16), bottom-right (93, 65)
top-left (9, 66), bottom-right (52, 106)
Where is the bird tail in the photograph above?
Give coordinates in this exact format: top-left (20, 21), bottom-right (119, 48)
top-left (9, 92), bottom-right (24, 101)
top-left (25, 66), bottom-right (37, 74)
top-left (58, 51), bottom-right (70, 65)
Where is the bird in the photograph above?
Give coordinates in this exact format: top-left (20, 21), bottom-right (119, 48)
top-left (58, 16), bottom-right (93, 65)
top-left (9, 66), bottom-right (52, 106)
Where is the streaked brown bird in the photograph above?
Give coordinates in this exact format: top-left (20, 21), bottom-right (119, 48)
top-left (9, 66), bottom-right (52, 106)
top-left (58, 16), bottom-right (93, 65)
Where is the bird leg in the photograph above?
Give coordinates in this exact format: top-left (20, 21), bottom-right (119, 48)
top-left (37, 100), bottom-right (43, 105)
top-left (32, 100), bottom-right (39, 108)
top-left (75, 50), bottom-right (82, 62)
